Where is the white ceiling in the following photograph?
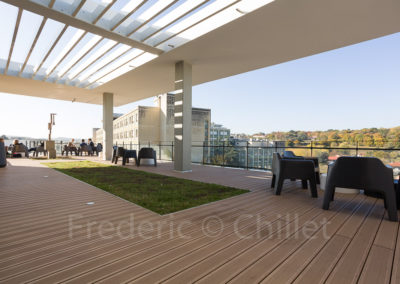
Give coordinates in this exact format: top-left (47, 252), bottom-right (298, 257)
top-left (0, 0), bottom-right (399, 106)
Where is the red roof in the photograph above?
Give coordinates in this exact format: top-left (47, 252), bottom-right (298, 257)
top-left (328, 155), bottom-right (341, 161)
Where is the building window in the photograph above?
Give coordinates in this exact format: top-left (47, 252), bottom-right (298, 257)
top-left (135, 129), bottom-right (138, 137)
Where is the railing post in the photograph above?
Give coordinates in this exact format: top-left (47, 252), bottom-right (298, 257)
top-left (356, 141), bottom-right (359, 157)
top-left (222, 141), bottom-right (225, 167)
top-left (310, 141), bottom-right (313, 157)
top-left (246, 141), bottom-right (249, 170)
top-left (171, 141), bottom-right (174, 161)
top-left (159, 142), bottom-right (161, 160)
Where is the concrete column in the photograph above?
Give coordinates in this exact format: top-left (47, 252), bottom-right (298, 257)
top-left (102, 92), bottom-right (113, 161)
top-left (174, 61), bottom-right (192, 172)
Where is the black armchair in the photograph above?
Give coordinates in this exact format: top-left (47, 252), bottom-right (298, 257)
top-left (271, 152), bottom-right (317, 197)
top-left (111, 146), bottom-right (138, 166)
top-left (322, 157), bottom-right (398, 222)
top-left (138, 148), bottom-right (157, 167)
top-left (283, 151), bottom-right (321, 184)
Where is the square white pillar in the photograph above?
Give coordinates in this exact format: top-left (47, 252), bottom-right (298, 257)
top-left (174, 61), bottom-right (192, 172)
top-left (102, 92), bottom-right (113, 161)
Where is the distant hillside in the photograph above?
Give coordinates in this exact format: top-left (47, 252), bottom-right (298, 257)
top-left (263, 126), bottom-right (400, 147)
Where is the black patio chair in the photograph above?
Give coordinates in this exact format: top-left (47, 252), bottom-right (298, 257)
top-left (283, 150), bottom-right (321, 184)
top-left (322, 156), bottom-right (398, 222)
top-left (138, 147), bottom-right (157, 167)
top-left (270, 152), bottom-right (317, 197)
top-left (112, 146), bottom-right (124, 164)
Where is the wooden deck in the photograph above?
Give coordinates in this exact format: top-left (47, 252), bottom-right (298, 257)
top-left (0, 158), bottom-right (399, 283)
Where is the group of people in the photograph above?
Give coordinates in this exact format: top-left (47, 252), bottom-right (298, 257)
top-left (1, 138), bottom-right (102, 158)
top-left (65, 138), bottom-right (102, 156)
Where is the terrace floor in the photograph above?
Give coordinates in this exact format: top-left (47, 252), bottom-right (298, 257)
top-left (0, 158), bottom-right (399, 283)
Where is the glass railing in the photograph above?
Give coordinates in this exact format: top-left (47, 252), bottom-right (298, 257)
top-left (9, 139), bottom-right (400, 176)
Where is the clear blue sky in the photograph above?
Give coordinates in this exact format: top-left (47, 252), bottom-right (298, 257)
top-left (1, 32), bottom-right (399, 139)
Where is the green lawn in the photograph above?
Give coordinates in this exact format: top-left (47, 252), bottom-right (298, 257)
top-left (44, 161), bottom-right (248, 214)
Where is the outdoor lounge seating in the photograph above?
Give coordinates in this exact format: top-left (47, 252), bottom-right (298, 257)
top-left (138, 147), bottom-right (157, 167)
top-left (283, 150), bottom-right (321, 184)
top-left (33, 145), bottom-right (47, 157)
top-left (62, 145), bottom-right (78, 156)
top-left (111, 146), bottom-right (138, 166)
top-left (270, 152), bottom-right (317, 197)
top-left (322, 156), bottom-right (398, 222)
top-left (78, 145), bottom-right (93, 156)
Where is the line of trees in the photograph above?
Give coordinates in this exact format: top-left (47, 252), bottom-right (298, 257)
top-left (265, 127), bottom-right (400, 148)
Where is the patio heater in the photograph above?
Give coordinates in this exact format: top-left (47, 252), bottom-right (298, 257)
top-left (45, 113), bottom-right (57, 159)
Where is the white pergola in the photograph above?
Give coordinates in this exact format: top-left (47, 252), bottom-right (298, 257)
top-left (0, 0), bottom-right (399, 170)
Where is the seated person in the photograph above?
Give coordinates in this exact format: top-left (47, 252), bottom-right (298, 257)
top-left (88, 138), bottom-right (96, 153)
top-left (68, 138), bottom-right (76, 148)
top-left (80, 139), bottom-right (87, 147)
top-left (80, 139), bottom-right (92, 155)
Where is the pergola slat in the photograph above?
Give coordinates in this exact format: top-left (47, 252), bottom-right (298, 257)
top-left (4, 8), bottom-right (22, 75)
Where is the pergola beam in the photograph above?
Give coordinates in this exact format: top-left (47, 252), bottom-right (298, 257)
top-left (2, 0), bottom-right (163, 55)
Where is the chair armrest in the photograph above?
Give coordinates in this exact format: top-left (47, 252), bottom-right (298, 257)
top-left (283, 156), bottom-right (305, 160)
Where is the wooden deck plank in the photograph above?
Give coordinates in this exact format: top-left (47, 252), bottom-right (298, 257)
top-left (358, 245), bottom-right (394, 284)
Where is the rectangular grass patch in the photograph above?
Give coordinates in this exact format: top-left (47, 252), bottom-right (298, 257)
top-left (44, 161), bottom-right (248, 214)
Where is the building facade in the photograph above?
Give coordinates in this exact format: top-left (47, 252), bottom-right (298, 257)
top-left (93, 93), bottom-right (211, 161)
top-left (210, 123), bottom-right (231, 144)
